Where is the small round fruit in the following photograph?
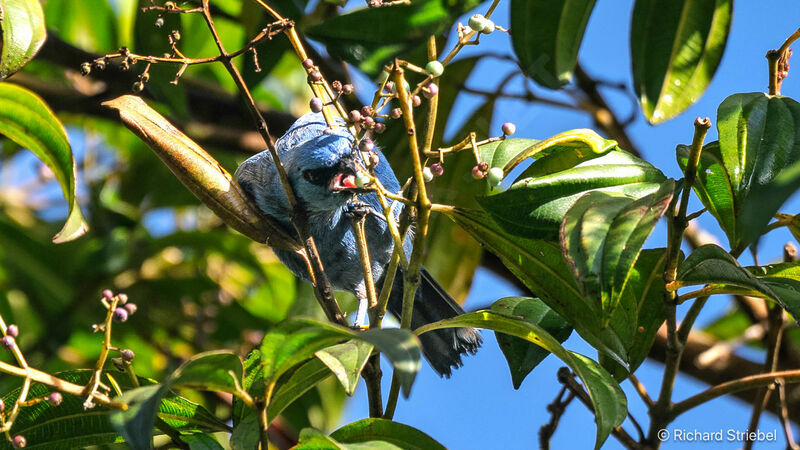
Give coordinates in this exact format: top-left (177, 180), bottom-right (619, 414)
top-left (422, 82), bottom-right (439, 99)
top-left (0, 398), bottom-right (5, 411)
top-left (80, 62), bottom-right (91, 76)
top-left (359, 138), bottom-right (375, 152)
top-left (390, 108), bottom-right (402, 119)
top-left (117, 293), bottom-right (128, 305)
top-left (332, 80), bottom-right (342, 91)
top-left (471, 166), bottom-right (485, 180)
top-left (124, 303), bottom-right (138, 315)
top-left (383, 81), bottom-right (394, 93)
top-left (1, 336), bottom-right (15, 350)
top-left (94, 59), bottom-right (106, 70)
top-left (310, 97), bottom-right (324, 113)
top-left (155, 17), bottom-right (165, 28)
top-left (363, 116), bottom-right (375, 128)
top-left (302, 58), bottom-right (315, 69)
top-left (411, 95), bottom-right (422, 107)
top-left (487, 167), bottom-right (504, 186)
top-left (121, 349), bottom-right (135, 362)
top-left (354, 172), bottom-right (371, 188)
top-left (113, 308), bottom-right (128, 323)
top-left (368, 153), bottom-right (380, 167)
top-left (374, 122), bottom-right (386, 134)
top-left (478, 161), bottom-right (489, 171)
top-left (481, 19), bottom-right (495, 34)
top-left (425, 60), bottom-right (444, 77)
top-left (468, 14), bottom-right (487, 31)
top-left (423, 167), bottom-right (434, 182)
top-left (308, 70), bottom-right (323, 82)
top-left (6, 324), bottom-right (18, 338)
top-left (47, 392), bottom-right (63, 406)
top-left (342, 84), bottom-right (354, 95)
top-left (501, 122), bottom-right (516, 136)
top-left (430, 163), bottom-right (444, 177)
top-left (361, 105), bottom-right (374, 117)
top-left (132, 82), bottom-right (144, 93)
top-left (12, 435), bottom-right (25, 449)
top-left (348, 110), bottom-right (362, 123)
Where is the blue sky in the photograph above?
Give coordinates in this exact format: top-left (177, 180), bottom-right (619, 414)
top-left (343, 1), bottom-right (800, 448)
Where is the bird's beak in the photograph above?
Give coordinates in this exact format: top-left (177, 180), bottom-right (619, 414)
top-left (329, 155), bottom-right (367, 193)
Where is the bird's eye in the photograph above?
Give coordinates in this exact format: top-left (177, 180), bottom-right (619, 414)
top-left (302, 169), bottom-right (328, 186)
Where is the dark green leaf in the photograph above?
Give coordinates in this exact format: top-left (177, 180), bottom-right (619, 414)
top-left (478, 146), bottom-right (666, 239)
top-left (0, 0), bottom-right (46, 79)
top-left (720, 94), bottom-right (800, 248)
top-left (415, 311), bottom-right (626, 450)
top-left (442, 208), bottom-right (629, 368)
top-left (631, 0), bottom-right (732, 123)
top-left (298, 427), bottom-right (404, 449)
top-left (110, 385), bottom-right (163, 450)
top-left (746, 263), bottom-right (800, 320)
top-left (561, 180), bottom-right (674, 324)
top-left (491, 297), bottom-right (572, 389)
top-left (44, 0), bottom-right (118, 53)
top-left (0, 83), bottom-right (88, 242)
top-left (315, 340), bottom-right (373, 396)
top-left (305, 0), bottom-right (479, 76)
top-left (183, 434), bottom-right (225, 450)
top-left (330, 418), bottom-right (445, 450)
top-left (510, 0), bottom-right (596, 88)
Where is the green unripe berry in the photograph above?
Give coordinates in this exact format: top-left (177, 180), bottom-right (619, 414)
top-left (423, 167), bottom-right (434, 182)
top-left (487, 167), bottom-right (504, 186)
top-left (354, 172), bottom-right (371, 188)
top-left (425, 60), bottom-right (444, 77)
top-left (481, 18), bottom-right (495, 34)
top-left (468, 14), bottom-right (487, 31)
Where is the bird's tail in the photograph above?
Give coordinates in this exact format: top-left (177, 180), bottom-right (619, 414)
top-left (385, 268), bottom-right (482, 377)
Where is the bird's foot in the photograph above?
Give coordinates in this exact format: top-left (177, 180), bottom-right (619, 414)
top-left (344, 201), bottom-right (371, 220)
top-left (353, 296), bottom-right (369, 329)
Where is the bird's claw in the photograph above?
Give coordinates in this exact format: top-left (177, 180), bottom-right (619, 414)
top-left (344, 201), bottom-right (371, 219)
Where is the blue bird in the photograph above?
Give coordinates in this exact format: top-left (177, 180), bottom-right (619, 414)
top-left (235, 112), bottom-right (481, 376)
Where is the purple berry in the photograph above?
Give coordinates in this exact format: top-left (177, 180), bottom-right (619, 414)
top-left (124, 303), bottom-right (138, 315)
top-left (502, 122), bottom-right (516, 136)
top-left (359, 138), bottom-right (375, 152)
top-left (102, 289), bottom-right (113, 300)
top-left (384, 81), bottom-right (395, 93)
top-left (121, 349), bottom-right (135, 361)
top-left (47, 392), bottom-right (62, 406)
top-left (0, 399), bottom-right (4, 411)
top-left (422, 83), bottom-right (439, 99)
top-left (361, 105), bottom-right (374, 117)
top-left (6, 324), bottom-right (18, 338)
top-left (113, 308), bottom-right (128, 322)
top-left (2, 335), bottom-right (15, 349)
top-left (332, 80), bottom-right (342, 91)
top-left (412, 95), bottom-right (422, 107)
top-left (302, 58), bottom-right (314, 69)
top-left (12, 435), bottom-right (25, 449)
top-left (342, 84), bottom-right (354, 95)
top-left (472, 166), bottom-right (485, 180)
top-left (363, 116), bottom-right (375, 128)
top-left (430, 163), bottom-right (444, 177)
top-left (117, 293), bottom-right (128, 305)
top-left (374, 122), bottom-right (386, 134)
top-left (308, 70), bottom-right (323, 83)
top-left (310, 97), bottom-right (324, 113)
top-left (478, 161), bottom-right (489, 171)
top-left (349, 110), bottom-right (362, 123)
top-left (390, 108), bottom-right (402, 119)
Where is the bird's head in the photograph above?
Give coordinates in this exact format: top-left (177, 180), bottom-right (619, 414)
top-left (281, 120), bottom-right (370, 213)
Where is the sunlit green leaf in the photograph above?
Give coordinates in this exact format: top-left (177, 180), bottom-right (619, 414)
top-left (491, 297), bottom-right (572, 389)
top-left (631, 0), bottom-right (732, 123)
top-left (315, 340), bottom-right (373, 396)
top-left (0, 83), bottom-right (88, 242)
top-left (44, 0), bottom-right (117, 53)
top-left (510, 0), bottom-right (596, 88)
top-left (416, 311), bottom-right (626, 450)
top-left (330, 418), bottom-right (446, 450)
top-left (0, 0), bottom-right (46, 80)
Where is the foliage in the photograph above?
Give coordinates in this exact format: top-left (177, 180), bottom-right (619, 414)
top-left (0, 0), bottom-right (799, 449)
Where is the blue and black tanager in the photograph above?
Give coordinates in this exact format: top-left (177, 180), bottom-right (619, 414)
top-left (235, 112), bottom-right (481, 376)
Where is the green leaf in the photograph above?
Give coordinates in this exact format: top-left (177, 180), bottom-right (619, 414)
top-left (676, 245), bottom-right (800, 319)
top-left (0, 83), bottom-right (88, 242)
top-left (315, 340), bottom-right (373, 396)
top-left (330, 418), bottom-right (446, 450)
top-left (561, 180), bottom-right (674, 324)
top-left (490, 297), bottom-right (572, 389)
top-left (0, 0), bottom-right (46, 80)
top-left (183, 434), bottom-right (225, 450)
top-left (477, 147), bottom-right (666, 239)
top-left (0, 370), bottom-right (227, 450)
top-left (415, 311), bottom-right (626, 450)
top-left (724, 94), bottom-right (800, 248)
top-left (631, 0), bottom-right (732, 123)
top-left (110, 351), bottom-right (243, 449)
top-left (260, 319), bottom-right (420, 397)
top-left (297, 427), bottom-right (404, 450)
top-left (442, 207), bottom-right (629, 368)
top-left (305, 0), bottom-right (479, 76)
top-left (510, 0), bottom-right (596, 88)
top-left (44, 0), bottom-right (118, 53)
